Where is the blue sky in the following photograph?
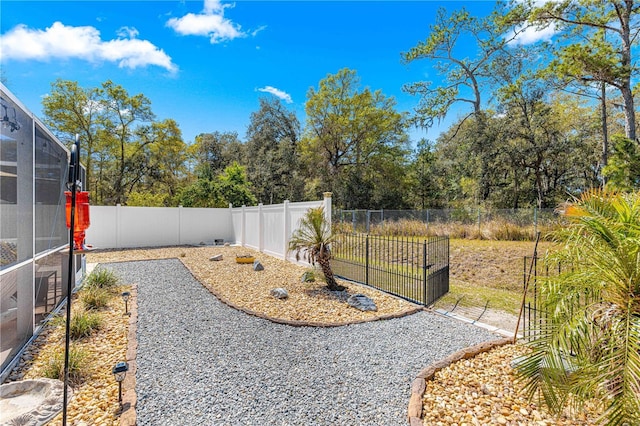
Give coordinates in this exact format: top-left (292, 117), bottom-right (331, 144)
top-left (1, 0), bottom-right (547, 145)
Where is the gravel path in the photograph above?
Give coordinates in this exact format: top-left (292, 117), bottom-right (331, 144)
top-left (103, 259), bottom-right (499, 426)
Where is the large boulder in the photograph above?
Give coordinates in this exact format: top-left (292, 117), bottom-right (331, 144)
top-left (347, 294), bottom-right (377, 311)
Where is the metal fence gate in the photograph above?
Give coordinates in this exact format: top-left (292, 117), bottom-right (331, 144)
top-left (332, 233), bottom-right (449, 306)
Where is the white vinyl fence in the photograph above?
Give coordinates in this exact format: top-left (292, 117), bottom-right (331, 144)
top-left (85, 193), bottom-right (332, 260)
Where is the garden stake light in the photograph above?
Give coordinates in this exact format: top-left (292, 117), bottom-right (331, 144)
top-left (121, 291), bottom-right (131, 316)
top-left (112, 361), bottom-right (128, 407)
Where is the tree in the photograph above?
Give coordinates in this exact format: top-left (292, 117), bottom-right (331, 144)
top-left (193, 131), bottom-right (245, 175)
top-left (515, 189), bottom-right (640, 426)
top-left (42, 79), bottom-right (103, 192)
top-left (179, 162), bottom-right (256, 208)
top-left (288, 207), bottom-right (344, 291)
top-left (401, 6), bottom-right (521, 201)
top-left (42, 79), bottom-right (188, 205)
top-left (521, 0), bottom-right (639, 142)
top-left (245, 97), bottom-right (304, 204)
top-left (303, 68), bottom-right (408, 208)
top-left (217, 162), bottom-right (257, 207)
top-left (408, 139), bottom-right (438, 209)
top-left (603, 135), bottom-right (640, 191)
top-left (133, 118), bottom-right (188, 205)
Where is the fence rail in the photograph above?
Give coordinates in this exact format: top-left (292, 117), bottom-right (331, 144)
top-left (332, 233), bottom-right (449, 306)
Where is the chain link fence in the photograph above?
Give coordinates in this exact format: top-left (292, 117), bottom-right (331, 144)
top-left (335, 208), bottom-right (561, 240)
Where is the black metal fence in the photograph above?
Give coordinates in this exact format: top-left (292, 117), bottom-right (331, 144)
top-left (522, 257), bottom-right (595, 340)
top-left (332, 233), bottom-right (449, 306)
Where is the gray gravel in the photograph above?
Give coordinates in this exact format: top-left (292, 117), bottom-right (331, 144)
top-left (103, 259), bottom-right (499, 426)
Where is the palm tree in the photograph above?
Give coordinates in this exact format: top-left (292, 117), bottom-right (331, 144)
top-left (515, 189), bottom-right (640, 425)
top-left (288, 206), bottom-right (345, 291)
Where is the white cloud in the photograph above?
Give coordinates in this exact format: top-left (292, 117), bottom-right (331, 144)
top-left (508, 23), bottom-right (557, 46)
top-left (166, 0), bottom-right (244, 44)
top-left (257, 86), bottom-right (292, 104)
top-left (203, 0), bottom-right (225, 14)
top-left (0, 22), bottom-right (177, 73)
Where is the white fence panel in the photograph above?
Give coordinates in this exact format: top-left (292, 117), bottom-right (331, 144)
top-left (179, 207), bottom-right (234, 245)
top-left (262, 205), bottom-right (285, 258)
top-left (86, 194), bottom-right (332, 259)
top-left (117, 206), bottom-right (179, 248)
top-left (88, 206), bottom-right (118, 248)
top-left (231, 208), bottom-right (243, 245)
top-left (243, 208), bottom-right (260, 250)
top-left (86, 205), bottom-right (233, 249)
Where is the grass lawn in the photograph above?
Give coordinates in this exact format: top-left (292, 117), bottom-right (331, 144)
top-left (442, 238), bottom-right (554, 315)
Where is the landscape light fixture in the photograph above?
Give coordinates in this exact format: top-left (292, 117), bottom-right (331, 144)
top-left (112, 361), bottom-right (129, 407)
top-left (121, 291), bottom-right (131, 316)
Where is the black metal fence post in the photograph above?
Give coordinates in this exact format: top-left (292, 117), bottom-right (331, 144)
top-left (365, 234), bottom-right (369, 285)
top-left (422, 240), bottom-right (427, 306)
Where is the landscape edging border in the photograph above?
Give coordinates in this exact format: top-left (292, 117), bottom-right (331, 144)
top-left (407, 337), bottom-right (513, 426)
top-left (120, 283), bottom-right (138, 426)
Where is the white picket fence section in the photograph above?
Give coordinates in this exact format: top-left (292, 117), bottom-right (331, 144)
top-left (85, 193), bottom-right (332, 260)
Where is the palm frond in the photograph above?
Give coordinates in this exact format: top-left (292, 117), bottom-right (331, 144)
top-left (516, 189), bottom-right (640, 425)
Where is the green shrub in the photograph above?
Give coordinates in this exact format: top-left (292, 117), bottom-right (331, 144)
top-left (69, 310), bottom-right (102, 339)
top-left (52, 310), bottom-right (102, 339)
top-left (80, 286), bottom-right (112, 310)
top-left (84, 268), bottom-right (119, 290)
top-left (40, 345), bottom-right (91, 386)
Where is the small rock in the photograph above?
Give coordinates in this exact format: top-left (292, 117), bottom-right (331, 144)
top-left (270, 288), bottom-right (288, 299)
top-left (301, 271), bottom-right (315, 282)
top-left (209, 254), bottom-right (223, 261)
top-left (253, 260), bottom-right (264, 271)
top-left (346, 294), bottom-right (377, 311)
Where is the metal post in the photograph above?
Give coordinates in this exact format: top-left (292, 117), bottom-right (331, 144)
top-left (63, 135), bottom-right (80, 426)
top-left (422, 240), bottom-right (428, 306)
top-left (365, 234), bottom-right (369, 285)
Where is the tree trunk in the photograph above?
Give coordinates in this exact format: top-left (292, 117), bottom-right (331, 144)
top-left (601, 82), bottom-right (608, 186)
top-left (317, 252), bottom-right (344, 291)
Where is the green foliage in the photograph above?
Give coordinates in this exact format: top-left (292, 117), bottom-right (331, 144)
top-left (42, 79), bottom-right (189, 205)
top-left (288, 207), bottom-right (343, 291)
top-left (522, 0), bottom-right (639, 141)
top-left (84, 268), bottom-right (119, 290)
top-left (245, 97), bottom-right (304, 204)
top-left (51, 307), bottom-right (103, 338)
top-left (80, 286), bottom-right (112, 310)
top-left (604, 135), bottom-right (640, 192)
top-left (303, 68), bottom-right (409, 209)
top-left (126, 191), bottom-right (168, 207)
top-left (180, 162), bottom-right (256, 207)
top-left (515, 189), bottom-right (640, 426)
top-left (40, 345), bottom-right (91, 385)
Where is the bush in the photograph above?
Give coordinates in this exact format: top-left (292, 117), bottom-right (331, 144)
top-left (80, 286), bottom-right (112, 310)
top-left (52, 309), bottom-right (103, 339)
top-left (84, 268), bottom-right (119, 290)
top-left (40, 345), bottom-right (91, 386)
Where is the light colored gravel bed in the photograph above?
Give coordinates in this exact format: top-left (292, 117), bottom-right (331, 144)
top-left (101, 258), bottom-right (499, 425)
top-left (420, 343), bottom-right (602, 425)
top-left (88, 245), bottom-right (417, 324)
